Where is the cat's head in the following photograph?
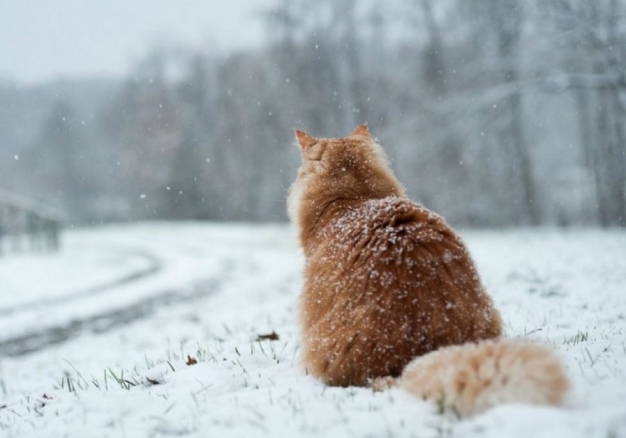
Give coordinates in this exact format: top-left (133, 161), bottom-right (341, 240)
top-left (287, 123), bottom-right (405, 226)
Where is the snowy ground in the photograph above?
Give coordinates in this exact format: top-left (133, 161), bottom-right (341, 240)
top-left (0, 223), bottom-right (625, 438)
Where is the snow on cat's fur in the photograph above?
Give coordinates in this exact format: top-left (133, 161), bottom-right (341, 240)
top-left (288, 124), bottom-right (569, 416)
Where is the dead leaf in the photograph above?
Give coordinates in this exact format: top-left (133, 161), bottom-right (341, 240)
top-left (256, 331), bottom-right (279, 341)
top-left (186, 355), bottom-right (198, 366)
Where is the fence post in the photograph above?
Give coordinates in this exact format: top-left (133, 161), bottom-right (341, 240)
top-left (8, 205), bottom-right (22, 253)
top-left (0, 192), bottom-right (62, 256)
top-left (0, 204), bottom-right (4, 257)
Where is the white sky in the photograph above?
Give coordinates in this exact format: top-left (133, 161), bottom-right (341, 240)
top-left (0, 0), bottom-right (273, 84)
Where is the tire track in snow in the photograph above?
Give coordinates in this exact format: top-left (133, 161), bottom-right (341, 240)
top-left (0, 260), bottom-right (234, 358)
top-left (0, 224), bottom-right (294, 358)
top-left (0, 248), bottom-right (163, 317)
top-left (0, 231), bottom-right (240, 357)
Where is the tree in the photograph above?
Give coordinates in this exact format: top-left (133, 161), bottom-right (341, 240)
top-left (541, 0), bottom-right (626, 226)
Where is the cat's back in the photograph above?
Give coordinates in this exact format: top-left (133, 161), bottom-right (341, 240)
top-left (321, 196), bottom-right (465, 271)
top-left (301, 195), bottom-right (501, 385)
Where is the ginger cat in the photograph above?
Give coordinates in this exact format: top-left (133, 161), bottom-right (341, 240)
top-left (288, 124), bottom-right (569, 417)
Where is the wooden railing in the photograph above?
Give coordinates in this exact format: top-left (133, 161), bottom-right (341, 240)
top-left (0, 190), bottom-right (62, 256)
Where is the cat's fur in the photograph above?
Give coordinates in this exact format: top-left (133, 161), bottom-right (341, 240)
top-left (288, 124), bottom-right (569, 416)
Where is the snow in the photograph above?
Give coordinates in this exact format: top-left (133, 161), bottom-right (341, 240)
top-left (1, 223), bottom-right (625, 437)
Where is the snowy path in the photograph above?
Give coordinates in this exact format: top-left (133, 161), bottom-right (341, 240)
top-left (0, 225), bottom-right (221, 356)
top-left (0, 223), bottom-right (292, 356)
top-left (0, 224), bottom-right (625, 438)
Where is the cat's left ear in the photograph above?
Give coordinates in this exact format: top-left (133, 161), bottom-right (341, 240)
top-left (295, 129), bottom-right (317, 150)
top-left (350, 123), bottom-right (371, 140)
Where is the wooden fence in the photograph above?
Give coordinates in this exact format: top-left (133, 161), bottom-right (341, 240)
top-left (0, 190), bottom-right (62, 256)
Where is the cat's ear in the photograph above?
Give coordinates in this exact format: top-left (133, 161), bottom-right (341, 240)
top-left (350, 123), bottom-right (371, 140)
top-left (295, 129), bottom-right (317, 150)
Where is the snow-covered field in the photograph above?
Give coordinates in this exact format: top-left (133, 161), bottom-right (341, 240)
top-left (1, 223), bottom-right (625, 438)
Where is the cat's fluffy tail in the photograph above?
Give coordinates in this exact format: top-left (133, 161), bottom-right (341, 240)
top-left (384, 340), bottom-right (570, 417)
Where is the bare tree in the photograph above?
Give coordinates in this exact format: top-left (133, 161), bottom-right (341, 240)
top-left (541, 0), bottom-right (626, 226)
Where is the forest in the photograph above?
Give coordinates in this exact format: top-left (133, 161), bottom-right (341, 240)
top-left (1, 0), bottom-right (624, 227)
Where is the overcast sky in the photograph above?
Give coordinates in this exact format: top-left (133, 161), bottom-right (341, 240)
top-left (0, 0), bottom-right (273, 84)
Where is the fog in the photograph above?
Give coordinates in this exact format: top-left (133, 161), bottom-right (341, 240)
top-left (1, 0), bottom-right (625, 227)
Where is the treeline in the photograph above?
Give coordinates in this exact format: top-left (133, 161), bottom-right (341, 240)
top-left (2, 0), bottom-right (625, 226)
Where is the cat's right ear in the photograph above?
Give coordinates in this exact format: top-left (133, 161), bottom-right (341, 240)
top-left (350, 123), bottom-right (371, 140)
top-left (295, 129), bottom-right (317, 150)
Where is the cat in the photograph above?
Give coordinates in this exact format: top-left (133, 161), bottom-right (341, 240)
top-left (287, 123), bottom-right (569, 417)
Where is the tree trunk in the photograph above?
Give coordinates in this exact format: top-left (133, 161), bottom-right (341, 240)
top-left (495, 1), bottom-right (540, 225)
